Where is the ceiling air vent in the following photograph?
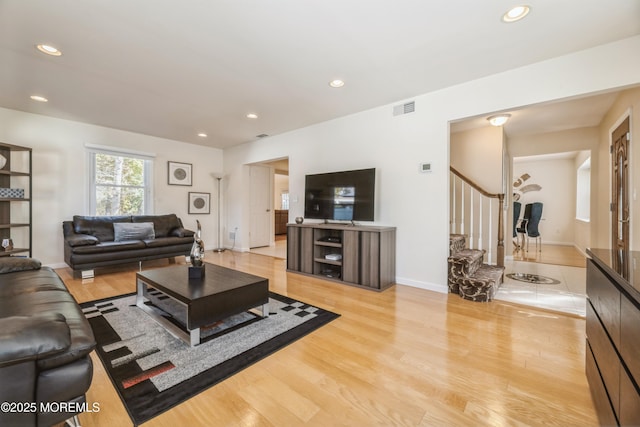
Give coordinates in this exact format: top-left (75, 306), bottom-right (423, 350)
top-left (393, 101), bottom-right (415, 116)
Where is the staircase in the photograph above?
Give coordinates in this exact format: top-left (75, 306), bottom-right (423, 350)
top-left (448, 234), bottom-right (504, 302)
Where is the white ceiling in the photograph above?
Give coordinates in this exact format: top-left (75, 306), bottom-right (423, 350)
top-left (1, 0), bottom-right (639, 149)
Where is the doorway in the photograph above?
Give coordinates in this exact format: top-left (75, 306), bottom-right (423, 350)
top-left (248, 158), bottom-right (289, 259)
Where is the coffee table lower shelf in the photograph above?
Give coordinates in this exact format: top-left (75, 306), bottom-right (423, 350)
top-left (136, 277), bottom-right (269, 347)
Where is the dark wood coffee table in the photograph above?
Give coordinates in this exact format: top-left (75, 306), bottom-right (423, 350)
top-left (136, 263), bottom-right (269, 346)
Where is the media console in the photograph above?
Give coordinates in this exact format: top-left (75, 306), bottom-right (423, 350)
top-left (287, 223), bottom-right (396, 291)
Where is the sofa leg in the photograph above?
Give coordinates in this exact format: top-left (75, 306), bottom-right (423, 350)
top-left (65, 414), bottom-right (81, 427)
top-left (81, 270), bottom-right (94, 280)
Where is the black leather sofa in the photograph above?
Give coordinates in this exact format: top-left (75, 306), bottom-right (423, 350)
top-left (0, 258), bottom-right (96, 427)
top-left (63, 214), bottom-right (194, 277)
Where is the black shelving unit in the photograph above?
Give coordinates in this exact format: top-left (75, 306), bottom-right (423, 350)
top-left (0, 142), bottom-right (32, 257)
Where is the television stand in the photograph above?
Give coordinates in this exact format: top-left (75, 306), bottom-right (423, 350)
top-left (287, 223), bottom-right (396, 291)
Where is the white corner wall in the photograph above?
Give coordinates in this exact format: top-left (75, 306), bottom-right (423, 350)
top-left (0, 108), bottom-right (223, 266)
top-left (223, 35), bottom-right (640, 293)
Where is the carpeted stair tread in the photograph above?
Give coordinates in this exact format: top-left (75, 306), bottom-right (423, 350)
top-left (448, 248), bottom-right (485, 278)
top-left (449, 234), bottom-right (467, 255)
top-left (457, 264), bottom-right (505, 302)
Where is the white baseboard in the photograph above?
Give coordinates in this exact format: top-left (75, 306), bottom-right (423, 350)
top-left (395, 277), bottom-right (448, 294)
top-left (45, 262), bottom-right (69, 269)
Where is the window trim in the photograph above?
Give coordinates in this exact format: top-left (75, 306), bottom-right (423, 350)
top-left (86, 144), bottom-right (155, 215)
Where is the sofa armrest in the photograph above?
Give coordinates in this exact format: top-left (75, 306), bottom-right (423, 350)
top-left (170, 227), bottom-right (195, 238)
top-left (66, 234), bottom-right (100, 247)
top-left (0, 314), bottom-right (71, 368)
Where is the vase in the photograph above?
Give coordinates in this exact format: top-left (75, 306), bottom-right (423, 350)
top-left (295, 217), bottom-right (304, 224)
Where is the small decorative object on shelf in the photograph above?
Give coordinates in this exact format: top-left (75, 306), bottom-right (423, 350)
top-left (0, 188), bottom-right (24, 198)
top-left (1, 238), bottom-right (14, 251)
top-left (295, 216), bottom-right (304, 224)
top-left (189, 220), bottom-right (205, 278)
top-left (0, 153), bottom-right (6, 169)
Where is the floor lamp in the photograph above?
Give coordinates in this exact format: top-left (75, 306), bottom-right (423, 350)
top-left (213, 175), bottom-right (225, 252)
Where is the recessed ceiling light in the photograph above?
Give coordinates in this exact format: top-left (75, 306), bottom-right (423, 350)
top-left (246, 113), bottom-right (258, 119)
top-left (36, 44), bottom-right (62, 56)
top-left (30, 95), bottom-right (48, 102)
top-left (487, 114), bottom-right (511, 126)
top-left (329, 79), bottom-right (345, 88)
top-left (502, 5), bottom-right (530, 23)
top-left (197, 133), bottom-right (208, 138)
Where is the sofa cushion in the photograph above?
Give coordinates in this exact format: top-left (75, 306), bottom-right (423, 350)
top-left (0, 257), bottom-right (41, 274)
top-left (73, 215), bottom-right (131, 242)
top-left (114, 222), bottom-right (155, 241)
top-left (143, 236), bottom-right (194, 248)
top-left (70, 240), bottom-right (146, 255)
top-left (0, 268), bottom-right (96, 370)
top-left (132, 214), bottom-right (181, 238)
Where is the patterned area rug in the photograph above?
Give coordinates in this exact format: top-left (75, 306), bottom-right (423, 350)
top-left (506, 273), bottom-right (561, 284)
top-left (81, 291), bottom-right (339, 425)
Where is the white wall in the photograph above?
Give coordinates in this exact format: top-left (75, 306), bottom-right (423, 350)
top-left (223, 35), bottom-right (640, 293)
top-left (0, 107), bottom-right (223, 266)
top-left (513, 157), bottom-right (575, 245)
top-left (450, 126), bottom-right (504, 194)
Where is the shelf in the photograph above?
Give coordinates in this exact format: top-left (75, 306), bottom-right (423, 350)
top-left (0, 142), bottom-right (32, 258)
top-left (0, 170), bottom-right (29, 177)
top-left (314, 257), bottom-right (342, 266)
top-left (0, 248), bottom-right (30, 257)
top-left (314, 240), bottom-right (342, 248)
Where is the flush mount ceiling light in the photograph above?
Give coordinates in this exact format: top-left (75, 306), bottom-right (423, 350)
top-left (329, 79), bottom-right (345, 88)
top-left (197, 133), bottom-right (208, 138)
top-left (36, 44), bottom-right (62, 56)
top-left (502, 5), bottom-right (531, 23)
top-left (30, 95), bottom-right (48, 102)
top-left (487, 114), bottom-right (511, 126)
top-left (246, 113), bottom-right (258, 119)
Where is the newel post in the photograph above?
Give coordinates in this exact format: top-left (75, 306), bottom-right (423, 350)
top-left (497, 194), bottom-right (505, 267)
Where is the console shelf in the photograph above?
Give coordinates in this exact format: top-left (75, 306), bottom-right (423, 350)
top-left (287, 223), bottom-right (396, 291)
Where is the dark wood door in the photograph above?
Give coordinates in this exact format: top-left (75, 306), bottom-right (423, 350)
top-left (612, 117), bottom-right (630, 259)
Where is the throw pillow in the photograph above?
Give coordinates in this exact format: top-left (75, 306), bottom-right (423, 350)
top-left (113, 222), bottom-right (155, 242)
top-left (0, 257), bottom-right (42, 274)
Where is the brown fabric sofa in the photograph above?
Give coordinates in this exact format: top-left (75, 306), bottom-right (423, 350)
top-left (0, 258), bottom-right (96, 427)
top-left (63, 214), bottom-right (194, 277)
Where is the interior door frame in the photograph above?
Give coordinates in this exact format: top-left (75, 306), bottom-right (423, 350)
top-left (609, 109), bottom-right (633, 252)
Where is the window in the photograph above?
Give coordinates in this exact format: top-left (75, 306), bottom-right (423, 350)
top-left (576, 157), bottom-right (590, 221)
top-left (281, 192), bottom-right (290, 210)
top-left (88, 146), bottom-right (154, 215)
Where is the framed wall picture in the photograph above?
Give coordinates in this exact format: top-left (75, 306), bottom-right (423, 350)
top-left (189, 192), bottom-right (210, 214)
top-left (168, 161), bottom-right (192, 186)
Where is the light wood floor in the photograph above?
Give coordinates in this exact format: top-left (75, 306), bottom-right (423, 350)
top-left (512, 243), bottom-right (586, 268)
top-left (57, 252), bottom-right (598, 427)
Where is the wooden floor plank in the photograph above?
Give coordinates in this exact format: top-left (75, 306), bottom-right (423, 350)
top-left (56, 251), bottom-right (598, 427)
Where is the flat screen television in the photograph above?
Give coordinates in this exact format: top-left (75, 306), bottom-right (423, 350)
top-left (304, 168), bottom-right (375, 222)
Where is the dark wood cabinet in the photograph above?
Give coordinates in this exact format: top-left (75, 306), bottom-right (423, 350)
top-left (287, 223), bottom-right (396, 291)
top-left (586, 249), bottom-right (640, 427)
top-left (275, 210), bottom-right (288, 235)
top-left (0, 142), bottom-right (32, 258)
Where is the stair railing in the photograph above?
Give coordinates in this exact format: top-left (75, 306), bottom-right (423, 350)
top-left (450, 166), bottom-right (505, 267)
